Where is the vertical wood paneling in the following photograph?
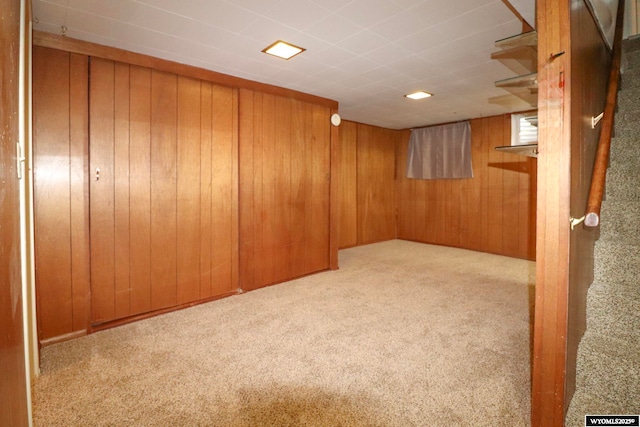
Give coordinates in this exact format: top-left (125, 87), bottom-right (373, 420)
top-left (89, 57), bottom-right (116, 324)
top-left (90, 62), bottom-right (238, 323)
top-left (199, 82), bottom-right (214, 299)
top-left (210, 85), bottom-right (236, 295)
top-left (396, 114), bottom-right (536, 260)
top-left (307, 103), bottom-right (331, 272)
top-left (150, 70), bottom-right (178, 310)
top-left (396, 135), bottom-right (412, 240)
top-left (252, 92), bottom-right (266, 289)
top-left (339, 121), bottom-right (358, 248)
top-left (238, 90), bottom-right (331, 291)
top-left (262, 94), bottom-right (277, 285)
top-left (486, 115), bottom-right (504, 255)
top-left (176, 76), bottom-right (201, 304)
top-left (114, 63), bottom-right (131, 319)
top-left (274, 96), bottom-right (291, 280)
top-left (69, 53), bottom-right (90, 332)
top-left (356, 124), bottom-right (397, 245)
top-left (34, 47), bottom-right (91, 339)
top-left (289, 99), bottom-right (307, 278)
top-left (128, 65), bottom-right (152, 316)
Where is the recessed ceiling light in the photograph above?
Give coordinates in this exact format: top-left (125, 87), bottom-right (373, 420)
top-left (405, 91), bottom-right (433, 100)
top-left (262, 40), bottom-right (305, 60)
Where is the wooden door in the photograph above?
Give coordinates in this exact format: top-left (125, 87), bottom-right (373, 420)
top-left (89, 58), bottom-right (238, 325)
top-left (239, 89), bottom-right (331, 291)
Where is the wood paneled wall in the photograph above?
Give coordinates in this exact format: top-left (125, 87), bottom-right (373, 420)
top-left (0, 0), bottom-right (30, 423)
top-left (338, 121), bottom-right (406, 249)
top-left (239, 89), bottom-right (332, 291)
top-left (33, 47), bottom-right (90, 342)
top-left (397, 115), bottom-right (537, 260)
top-left (339, 121), bottom-right (358, 248)
top-left (357, 123), bottom-right (400, 245)
top-left (532, 0), bottom-right (612, 424)
top-left (32, 36), bottom-right (337, 344)
top-left (88, 57), bottom-right (238, 326)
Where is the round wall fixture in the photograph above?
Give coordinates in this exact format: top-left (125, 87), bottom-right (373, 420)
top-left (330, 113), bottom-right (341, 126)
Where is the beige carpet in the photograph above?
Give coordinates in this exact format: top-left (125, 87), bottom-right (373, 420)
top-left (33, 240), bottom-right (535, 426)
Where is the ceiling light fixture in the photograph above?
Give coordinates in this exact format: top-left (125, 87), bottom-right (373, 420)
top-left (405, 91), bottom-right (433, 100)
top-left (262, 40), bottom-right (305, 60)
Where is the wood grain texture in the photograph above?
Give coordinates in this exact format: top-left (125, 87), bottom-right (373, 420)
top-left (329, 107), bottom-right (340, 270)
top-left (338, 121), bottom-right (358, 248)
top-left (210, 84), bottom-right (237, 296)
top-left (69, 53), bottom-right (91, 332)
top-left (238, 90), bottom-right (332, 291)
top-left (128, 65), bottom-right (152, 316)
top-left (34, 47), bottom-right (73, 334)
top-left (86, 59), bottom-right (238, 327)
top-left (0, 0), bottom-right (29, 422)
top-left (176, 76), bottom-right (202, 304)
top-left (114, 62), bottom-right (131, 320)
top-left (89, 57), bottom-right (117, 324)
top-left (356, 123), bottom-right (398, 245)
top-left (563, 0), bottom-right (615, 421)
top-left (150, 70), bottom-right (178, 310)
top-left (532, 0), bottom-right (572, 424)
top-left (396, 115), bottom-right (537, 260)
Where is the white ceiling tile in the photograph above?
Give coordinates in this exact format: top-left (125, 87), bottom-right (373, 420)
top-left (306, 46), bottom-right (357, 66)
top-left (33, 0), bottom-right (536, 130)
top-left (409, 0), bottom-right (494, 27)
top-left (362, 42), bottom-right (413, 64)
top-left (305, 14), bottom-right (364, 44)
top-left (308, 0), bottom-right (356, 12)
top-left (224, 0), bottom-right (276, 15)
top-left (138, 0), bottom-right (261, 33)
top-left (261, 0), bottom-right (332, 31)
top-left (337, 0), bottom-right (403, 29)
top-left (396, 27), bottom-right (450, 54)
top-left (369, 9), bottom-right (431, 41)
top-left (338, 56), bottom-right (380, 74)
top-left (32, 0), bottom-right (68, 25)
top-left (337, 30), bottom-right (390, 54)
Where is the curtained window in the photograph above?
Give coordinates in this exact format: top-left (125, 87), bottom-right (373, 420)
top-left (406, 121), bottom-right (473, 179)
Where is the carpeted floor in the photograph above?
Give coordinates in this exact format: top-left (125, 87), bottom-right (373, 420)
top-left (33, 240), bottom-right (535, 426)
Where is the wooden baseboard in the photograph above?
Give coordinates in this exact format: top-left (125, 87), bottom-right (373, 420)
top-left (90, 291), bottom-right (240, 333)
top-left (39, 330), bottom-right (88, 347)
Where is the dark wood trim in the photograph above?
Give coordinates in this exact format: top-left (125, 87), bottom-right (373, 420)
top-left (585, 0), bottom-right (625, 227)
top-left (501, 0), bottom-right (535, 32)
top-left (33, 31), bottom-right (338, 110)
top-left (89, 291), bottom-right (240, 334)
top-left (39, 330), bottom-right (88, 347)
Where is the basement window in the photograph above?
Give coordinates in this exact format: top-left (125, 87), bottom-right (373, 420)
top-left (511, 113), bottom-right (538, 146)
